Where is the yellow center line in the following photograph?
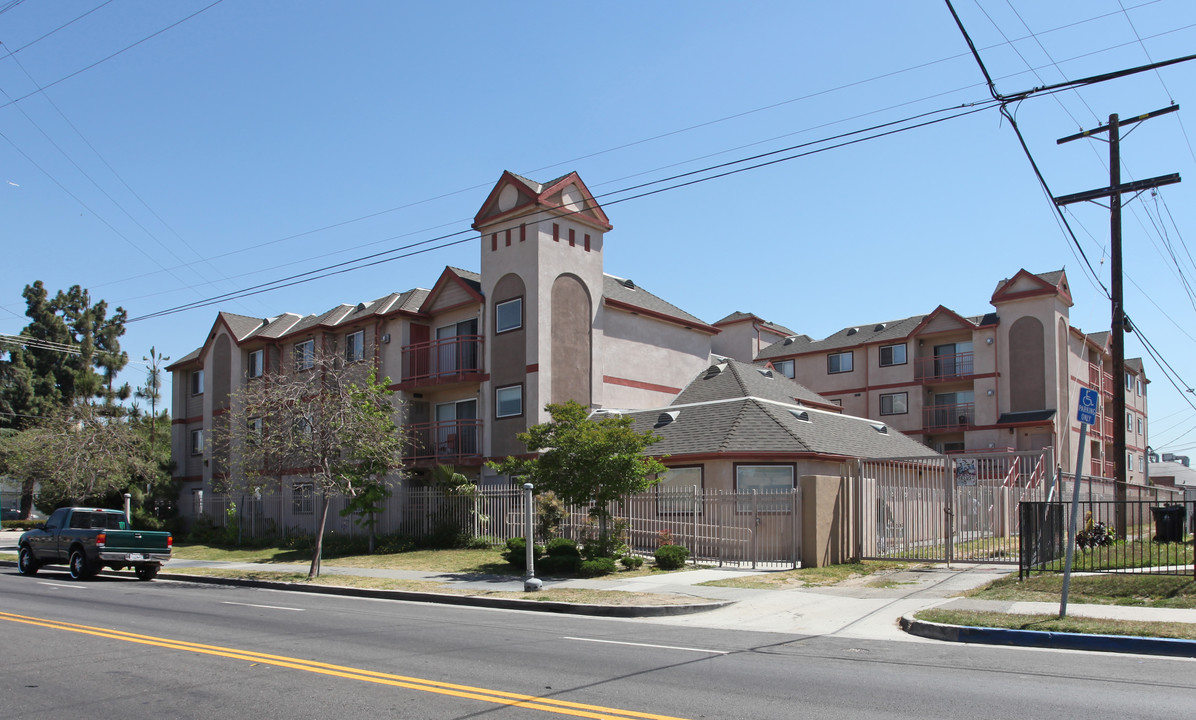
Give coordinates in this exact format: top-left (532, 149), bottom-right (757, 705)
top-left (0, 611), bottom-right (689, 720)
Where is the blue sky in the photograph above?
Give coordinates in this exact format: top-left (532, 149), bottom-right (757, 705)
top-left (3, 1), bottom-right (1195, 454)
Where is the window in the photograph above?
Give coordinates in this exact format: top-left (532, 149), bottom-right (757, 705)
top-left (295, 339), bottom-right (314, 370)
top-left (495, 385), bottom-right (523, 418)
top-left (1126, 372), bottom-right (1133, 389)
top-left (190, 370), bottom-right (204, 395)
top-left (829, 399), bottom-right (843, 407)
top-left (657, 466), bottom-right (703, 514)
top-left (1136, 379), bottom-right (1142, 396)
top-left (247, 417), bottom-right (263, 443)
top-left (292, 482), bottom-right (314, 515)
top-left (880, 392), bottom-right (908, 416)
top-left (295, 417), bottom-right (313, 444)
top-left (247, 350), bottom-right (263, 378)
top-left (1139, 455), bottom-right (1145, 472)
top-left (879, 344), bottom-right (907, 367)
top-left (1126, 412), bottom-right (1132, 431)
top-left (1137, 418), bottom-right (1143, 435)
top-left (345, 330), bottom-right (364, 363)
top-left (827, 351), bottom-right (853, 374)
top-left (190, 429), bottom-right (204, 455)
top-left (735, 465), bottom-right (794, 512)
top-left (772, 359), bottom-right (795, 378)
top-left (495, 298), bottom-right (522, 334)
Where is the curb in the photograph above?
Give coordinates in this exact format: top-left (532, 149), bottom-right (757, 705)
top-left (0, 561), bottom-right (733, 618)
top-left (900, 615), bottom-right (1196, 658)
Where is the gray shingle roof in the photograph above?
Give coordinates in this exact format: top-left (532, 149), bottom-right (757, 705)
top-left (673, 358), bottom-right (829, 407)
top-left (712, 311), bottom-right (795, 336)
top-left (621, 398), bottom-right (937, 460)
top-left (757, 315), bottom-right (928, 359)
top-left (603, 275), bottom-right (708, 327)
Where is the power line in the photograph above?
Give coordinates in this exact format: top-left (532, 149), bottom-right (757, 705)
top-left (126, 102), bottom-right (997, 323)
top-left (0, 0), bottom-right (226, 110)
top-left (38, 5), bottom-right (1189, 304)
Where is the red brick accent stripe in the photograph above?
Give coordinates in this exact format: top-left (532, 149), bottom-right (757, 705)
top-left (603, 375), bottom-right (681, 395)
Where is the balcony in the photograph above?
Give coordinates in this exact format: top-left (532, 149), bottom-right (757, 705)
top-left (400, 335), bottom-right (484, 388)
top-left (922, 402), bottom-right (975, 432)
top-left (404, 420), bottom-right (482, 465)
top-left (915, 352), bottom-right (974, 383)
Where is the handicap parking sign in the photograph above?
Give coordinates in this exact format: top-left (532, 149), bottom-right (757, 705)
top-left (1077, 386), bottom-right (1099, 425)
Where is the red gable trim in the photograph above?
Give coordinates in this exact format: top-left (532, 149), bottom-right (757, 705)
top-left (604, 298), bottom-right (720, 335)
top-left (418, 267), bottom-right (484, 315)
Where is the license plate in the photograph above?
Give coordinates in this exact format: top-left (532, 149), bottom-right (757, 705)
top-left (126, 553), bottom-right (145, 561)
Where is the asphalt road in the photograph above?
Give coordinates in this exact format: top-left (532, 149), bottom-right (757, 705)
top-left (2, 568), bottom-right (1193, 720)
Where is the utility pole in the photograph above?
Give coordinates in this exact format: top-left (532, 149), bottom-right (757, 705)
top-left (1054, 105), bottom-right (1181, 538)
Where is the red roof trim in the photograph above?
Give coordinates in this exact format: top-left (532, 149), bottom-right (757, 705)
top-left (604, 298), bottom-right (720, 335)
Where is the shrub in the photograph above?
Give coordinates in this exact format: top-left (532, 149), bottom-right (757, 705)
top-left (536, 491), bottom-right (569, 539)
top-left (503, 537), bottom-right (543, 570)
top-left (654, 544), bottom-right (689, 570)
top-left (466, 535), bottom-right (501, 549)
top-left (546, 537), bottom-right (581, 558)
top-left (620, 554), bottom-right (644, 570)
top-left (538, 554), bottom-right (582, 575)
top-left (579, 557), bottom-right (617, 577)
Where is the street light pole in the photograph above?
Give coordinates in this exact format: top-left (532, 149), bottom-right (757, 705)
top-left (523, 483), bottom-right (542, 592)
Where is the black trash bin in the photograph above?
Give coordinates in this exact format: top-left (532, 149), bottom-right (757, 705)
top-left (1150, 505), bottom-right (1187, 543)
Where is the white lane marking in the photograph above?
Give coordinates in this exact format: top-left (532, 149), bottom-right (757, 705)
top-left (221, 601), bottom-right (304, 612)
top-left (37, 582), bottom-right (84, 589)
top-left (562, 636), bottom-right (728, 655)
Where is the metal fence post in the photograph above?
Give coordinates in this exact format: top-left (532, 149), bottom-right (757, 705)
top-left (523, 483), bottom-right (541, 592)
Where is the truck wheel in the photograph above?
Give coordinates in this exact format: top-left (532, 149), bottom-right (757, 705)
top-left (17, 546), bottom-right (40, 576)
top-left (135, 565), bottom-right (159, 581)
top-left (68, 549), bottom-right (94, 580)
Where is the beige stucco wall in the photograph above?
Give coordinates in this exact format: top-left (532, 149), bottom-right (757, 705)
top-left (598, 308), bottom-right (712, 410)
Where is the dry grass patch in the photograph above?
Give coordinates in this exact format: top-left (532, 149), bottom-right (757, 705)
top-left (916, 608), bottom-right (1196, 641)
top-left (163, 567), bottom-right (710, 606)
top-left (699, 560), bottom-right (925, 589)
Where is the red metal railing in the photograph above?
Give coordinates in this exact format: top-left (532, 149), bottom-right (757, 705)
top-left (914, 352), bottom-right (974, 382)
top-left (403, 420), bottom-right (483, 464)
top-left (401, 335), bottom-right (483, 385)
top-left (922, 402), bottom-right (975, 431)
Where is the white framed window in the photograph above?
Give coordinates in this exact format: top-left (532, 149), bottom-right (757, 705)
top-left (295, 417), bottom-right (313, 444)
top-left (295, 339), bottom-right (315, 370)
top-left (829, 399), bottom-right (843, 407)
top-left (247, 417), bottom-right (263, 443)
top-left (772, 359), bottom-right (795, 378)
top-left (495, 298), bottom-right (522, 334)
top-left (880, 392), bottom-right (907, 416)
top-left (190, 370), bottom-right (204, 395)
top-left (495, 385), bottom-right (523, 418)
top-left (1137, 418), bottom-right (1143, 434)
top-left (345, 330), bottom-right (364, 363)
top-left (879, 344), bottom-right (906, 367)
top-left (1139, 455), bottom-right (1145, 471)
top-left (1125, 372), bottom-right (1133, 389)
top-left (247, 350), bottom-right (263, 378)
top-left (1126, 412), bottom-right (1132, 431)
top-left (827, 351), bottom-right (853, 374)
top-left (292, 482), bottom-right (314, 515)
top-left (657, 466), bottom-right (703, 514)
top-left (735, 464), bottom-right (794, 512)
top-left (190, 429), bottom-right (203, 455)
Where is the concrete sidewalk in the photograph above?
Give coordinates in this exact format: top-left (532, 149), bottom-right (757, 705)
top-left (3, 528), bottom-right (1194, 655)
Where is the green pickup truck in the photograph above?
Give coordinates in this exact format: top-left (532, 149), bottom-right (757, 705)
top-left (17, 507), bottom-right (172, 581)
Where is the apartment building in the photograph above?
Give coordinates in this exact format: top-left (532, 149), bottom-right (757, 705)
top-left (755, 269), bottom-right (1151, 483)
top-left (168, 171), bottom-right (736, 502)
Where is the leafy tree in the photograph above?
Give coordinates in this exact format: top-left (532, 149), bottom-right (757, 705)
top-left (216, 348), bottom-right (404, 578)
top-left (489, 401), bottom-right (666, 552)
top-left (3, 403), bottom-right (153, 509)
top-left (1, 282), bottom-right (128, 518)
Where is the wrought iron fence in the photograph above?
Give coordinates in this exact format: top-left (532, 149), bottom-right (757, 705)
top-left (190, 484), bottom-right (802, 568)
top-left (1019, 499), bottom-right (1194, 578)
